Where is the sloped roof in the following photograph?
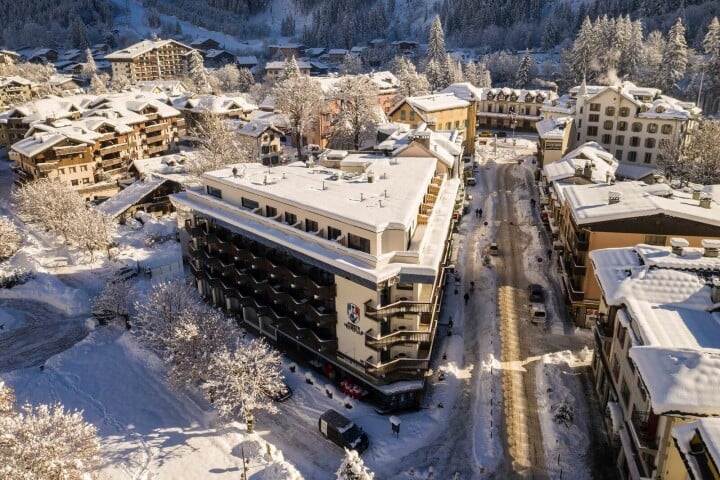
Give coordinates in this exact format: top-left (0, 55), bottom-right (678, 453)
top-left (105, 39), bottom-right (192, 60)
top-left (98, 175), bottom-right (168, 218)
top-left (543, 142), bottom-right (617, 184)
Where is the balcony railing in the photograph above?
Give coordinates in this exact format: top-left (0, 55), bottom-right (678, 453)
top-left (562, 256), bottom-right (587, 276)
top-left (364, 299), bottom-right (434, 321)
top-left (630, 410), bottom-right (659, 452)
top-left (365, 329), bottom-right (431, 350)
top-left (561, 274), bottom-right (585, 303)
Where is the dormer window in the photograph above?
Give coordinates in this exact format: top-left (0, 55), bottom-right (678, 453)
top-left (656, 105), bottom-right (665, 113)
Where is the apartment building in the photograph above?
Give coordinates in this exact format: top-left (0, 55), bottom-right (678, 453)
top-left (264, 60), bottom-right (311, 81)
top-left (476, 87), bottom-right (556, 131)
top-left (9, 93), bottom-right (185, 199)
top-left (0, 76), bottom-right (38, 107)
top-left (546, 179), bottom-right (720, 326)
top-left (589, 242), bottom-right (720, 479)
top-left (171, 150), bottom-right (458, 411)
top-left (540, 81), bottom-right (700, 168)
top-left (105, 39), bottom-right (194, 84)
top-left (171, 93), bottom-right (258, 129)
top-left (236, 121), bottom-right (284, 165)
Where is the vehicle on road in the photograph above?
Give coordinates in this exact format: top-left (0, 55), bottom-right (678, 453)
top-left (319, 409), bottom-right (369, 453)
top-left (115, 266), bottom-right (138, 281)
top-left (478, 130), bottom-right (492, 137)
top-left (496, 131), bottom-right (507, 138)
top-left (489, 243), bottom-right (499, 256)
top-left (529, 303), bottom-right (547, 324)
top-left (528, 284), bottom-right (544, 303)
top-left (465, 176), bottom-right (477, 186)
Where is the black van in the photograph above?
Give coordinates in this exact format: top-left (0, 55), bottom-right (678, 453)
top-left (318, 409), bottom-right (369, 453)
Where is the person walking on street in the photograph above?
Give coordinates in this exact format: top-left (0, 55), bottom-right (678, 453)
top-left (464, 292), bottom-right (470, 305)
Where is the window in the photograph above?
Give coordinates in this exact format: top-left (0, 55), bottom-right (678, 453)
top-left (617, 121), bottom-right (627, 131)
top-left (617, 325), bottom-right (626, 348)
top-left (241, 197), bottom-right (258, 209)
top-left (615, 150), bottom-right (623, 160)
top-left (644, 235), bottom-right (666, 246)
top-left (644, 152), bottom-right (653, 163)
top-left (645, 138), bottom-right (656, 149)
top-left (445, 122), bottom-right (451, 130)
top-left (605, 106), bottom-right (615, 116)
top-left (82, 178), bottom-right (89, 184)
top-left (628, 151), bottom-right (637, 162)
top-left (400, 110), bottom-right (406, 120)
top-left (409, 111), bottom-right (415, 120)
top-left (207, 185), bottom-right (222, 198)
top-left (347, 233), bottom-right (370, 253)
top-left (70, 179), bottom-right (78, 186)
top-left (601, 134), bottom-right (612, 144)
top-left (58, 168), bottom-right (65, 174)
top-left (661, 124), bottom-right (673, 135)
top-left (454, 120), bottom-right (460, 128)
top-left (612, 359), bottom-right (621, 382)
top-left (328, 226), bottom-right (342, 241)
top-left (589, 114), bottom-right (600, 123)
top-left (630, 136), bottom-right (640, 147)
top-left (615, 135), bottom-right (625, 146)
top-left (601, 121), bottom-right (612, 132)
top-left (619, 107), bottom-right (630, 117)
top-left (80, 165), bottom-right (87, 171)
top-left (647, 123), bottom-right (658, 133)
top-left (589, 103), bottom-right (600, 111)
top-left (587, 126), bottom-right (598, 136)
top-left (285, 212), bottom-right (297, 225)
top-left (266, 205), bottom-right (277, 218)
top-left (464, 119), bottom-right (468, 127)
top-left (621, 379), bottom-right (631, 409)
top-left (396, 282), bottom-right (413, 290)
top-left (305, 218), bottom-right (318, 232)
top-left (631, 122), bottom-right (642, 132)
top-left (69, 166), bottom-right (76, 173)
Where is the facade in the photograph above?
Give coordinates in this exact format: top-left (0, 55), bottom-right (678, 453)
top-left (268, 43), bottom-right (306, 60)
top-left (540, 82), bottom-right (700, 168)
top-left (589, 243), bottom-right (720, 480)
top-left (477, 87), bottom-right (556, 132)
top-left (8, 93), bottom-right (185, 200)
top-left (264, 60), bottom-right (311, 80)
top-left (203, 49), bottom-right (236, 69)
top-left (545, 179), bottom-right (720, 326)
top-left (236, 121), bottom-right (284, 165)
top-left (171, 151), bottom-right (459, 411)
top-left (0, 76), bottom-right (38, 107)
top-left (0, 50), bottom-right (19, 64)
top-left (171, 93), bottom-right (257, 129)
top-left (535, 115), bottom-right (574, 167)
top-left (105, 39), bottom-right (194, 84)
top-left (670, 418), bottom-right (720, 480)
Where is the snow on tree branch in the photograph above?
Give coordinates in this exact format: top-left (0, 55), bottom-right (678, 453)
top-left (336, 448), bottom-right (374, 480)
top-left (0, 217), bottom-right (21, 262)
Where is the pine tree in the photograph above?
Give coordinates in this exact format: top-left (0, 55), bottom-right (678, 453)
top-left (188, 50), bottom-right (210, 93)
top-left (340, 53), bottom-right (363, 75)
top-left (623, 20), bottom-right (644, 81)
top-left (81, 48), bottom-right (98, 82)
top-left (643, 30), bottom-right (667, 88)
top-left (427, 15), bottom-right (446, 65)
top-left (237, 67), bottom-right (255, 92)
top-left (571, 17), bottom-right (596, 83)
top-left (704, 17), bottom-right (720, 58)
top-left (336, 448), bottom-right (374, 479)
top-left (703, 17), bottom-right (720, 114)
top-left (659, 18), bottom-right (688, 94)
top-left (514, 50), bottom-right (533, 88)
top-left (425, 15), bottom-right (450, 91)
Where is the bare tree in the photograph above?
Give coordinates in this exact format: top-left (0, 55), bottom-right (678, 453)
top-left (187, 112), bottom-right (251, 176)
top-left (329, 76), bottom-right (383, 150)
top-left (272, 57), bottom-right (324, 161)
top-left (0, 382), bottom-right (101, 479)
top-left (0, 217), bottom-right (21, 262)
top-left (202, 339), bottom-right (284, 433)
top-left (92, 278), bottom-right (133, 329)
top-left (211, 64), bottom-right (240, 92)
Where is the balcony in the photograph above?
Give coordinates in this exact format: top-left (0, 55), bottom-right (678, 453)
top-left (561, 274), bottom-right (585, 303)
top-left (630, 410), bottom-right (659, 452)
top-left (99, 142), bottom-right (127, 155)
top-left (562, 256), bottom-right (587, 276)
top-left (364, 299), bottom-right (434, 321)
top-left (571, 232), bottom-right (589, 252)
top-left (147, 143), bottom-right (168, 155)
top-left (144, 123), bottom-right (167, 133)
top-left (365, 329), bottom-right (431, 351)
top-left (365, 356), bottom-right (429, 382)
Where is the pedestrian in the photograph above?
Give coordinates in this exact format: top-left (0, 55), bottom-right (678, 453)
top-left (464, 292), bottom-right (470, 305)
top-left (547, 249), bottom-right (552, 261)
top-left (479, 208), bottom-right (483, 217)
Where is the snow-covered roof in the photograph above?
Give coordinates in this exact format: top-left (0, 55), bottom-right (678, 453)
top-left (105, 39), bottom-right (192, 60)
top-left (535, 116), bottom-right (572, 139)
top-left (131, 152), bottom-right (200, 187)
top-left (543, 142), bottom-right (617, 184)
top-left (560, 180), bottom-right (720, 226)
top-left (440, 83), bottom-right (484, 103)
top-left (377, 123), bottom-right (461, 169)
top-left (135, 80), bottom-right (189, 95)
top-left (637, 95), bottom-right (701, 120)
top-left (0, 76), bottom-right (36, 88)
top-left (327, 49), bottom-right (348, 55)
top-left (237, 121), bottom-right (281, 138)
top-left (265, 61), bottom-right (311, 71)
top-left (172, 93), bottom-right (257, 114)
top-left (249, 109), bottom-right (289, 129)
top-left (405, 93), bottom-right (469, 113)
top-left (672, 418), bottom-right (720, 479)
top-left (614, 163), bottom-right (658, 181)
top-left (98, 175), bottom-right (168, 218)
top-left (235, 55), bottom-right (258, 65)
top-left (366, 71), bottom-right (399, 93)
top-left (590, 244), bottom-right (720, 415)
top-left (483, 87), bottom-right (552, 102)
top-left (204, 49), bottom-right (232, 59)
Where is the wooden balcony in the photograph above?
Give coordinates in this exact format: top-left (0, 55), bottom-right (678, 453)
top-left (144, 123), bottom-right (167, 133)
top-left (99, 142), bottom-right (127, 155)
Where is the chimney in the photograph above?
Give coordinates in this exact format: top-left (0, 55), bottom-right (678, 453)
top-left (583, 161), bottom-right (593, 179)
top-left (608, 191), bottom-right (621, 205)
top-left (692, 187), bottom-right (703, 200)
top-left (699, 193), bottom-right (712, 209)
top-left (575, 165), bottom-right (584, 177)
top-left (702, 239), bottom-right (720, 258)
top-left (712, 277), bottom-right (720, 304)
top-left (670, 237), bottom-right (689, 256)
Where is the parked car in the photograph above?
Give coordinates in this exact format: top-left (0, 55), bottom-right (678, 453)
top-left (489, 243), bottom-right (499, 256)
top-left (530, 303), bottom-right (547, 324)
top-left (496, 131), bottom-right (507, 138)
top-left (528, 284), bottom-right (544, 303)
top-left (466, 176), bottom-right (477, 186)
top-left (478, 130), bottom-right (493, 137)
top-left (319, 409), bottom-right (369, 453)
top-left (114, 266), bottom-right (138, 281)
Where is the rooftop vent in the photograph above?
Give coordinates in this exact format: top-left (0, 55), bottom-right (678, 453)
top-left (699, 193), bottom-right (712, 209)
top-left (702, 239), bottom-right (720, 258)
top-left (692, 187), bottom-right (703, 200)
top-left (670, 237), bottom-right (689, 256)
top-left (583, 161), bottom-right (593, 179)
top-left (608, 191), bottom-right (621, 205)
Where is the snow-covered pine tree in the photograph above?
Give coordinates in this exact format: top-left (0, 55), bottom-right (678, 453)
top-left (336, 448), bottom-right (375, 480)
top-left (340, 53), bottom-right (363, 76)
top-left (643, 30), bottom-right (667, 88)
top-left (211, 64), bottom-right (241, 92)
top-left (280, 55), bottom-right (301, 82)
top-left (703, 17), bottom-right (720, 113)
top-left (425, 15), bottom-right (450, 91)
top-left (0, 382), bottom-right (101, 479)
top-left (202, 339), bottom-right (284, 433)
top-left (660, 18), bottom-right (688, 94)
top-left (679, 120), bottom-right (720, 185)
top-left (187, 112), bottom-right (251, 176)
top-left (391, 56), bottom-right (430, 101)
top-left (329, 75), bottom-right (383, 150)
top-left (81, 48), bottom-right (98, 82)
top-left (623, 19), bottom-right (644, 81)
top-left (110, 67), bottom-right (131, 91)
top-left (0, 217), bottom-right (21, 261)
top-left (188, 49), bottom-right (210, 93)
top-left (237, 67), bottom-right (255, 92)
top-left (272, 65), bottom-right (324, 161)
top-left (514, 50), bottom-right (533, 88)
top-left (571, 17), bottom-right (596, 83)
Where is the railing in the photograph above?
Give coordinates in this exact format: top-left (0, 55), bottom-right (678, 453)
top-left (365, 330), bottom-right (431, 350)
top-left (561, 274), bottom-right (585, 303)
top-left (572, 232), bottom-right (589, 252)
top-left (365, 357), bottom-right (429, 380)
top-left (364, 299), bottom-right (434, 320)
top-left (630, 411), bottom-right (658, 451)
top-left (99, 142), bottom-right (127, 155)
top-left (562, 256), bottom-right (587, 276)
top-left (144, 123), bottom-right (167, 133)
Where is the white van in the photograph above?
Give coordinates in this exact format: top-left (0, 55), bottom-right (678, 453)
top-left (530, 303), bottom-right (547, 324)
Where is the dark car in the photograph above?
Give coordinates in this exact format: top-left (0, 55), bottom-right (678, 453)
top-left (264, 383), bottom-right (293, 402)
top-left (496, 131), bottom-right (507, 138)
top-left (319, 409), bottom-right (369, 453)
top-left (528, 284), bottom-right (544, 303)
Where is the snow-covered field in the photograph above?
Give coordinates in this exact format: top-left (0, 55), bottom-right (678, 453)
top-left (0, 149), bottom-right (598, 478)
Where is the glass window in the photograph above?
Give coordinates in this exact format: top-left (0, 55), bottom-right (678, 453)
top-left (58, 168), bottom-right (65, 174)
top-left (454, 120), bottom-right (460, 128)
top-left (615, 150), bottom-right (623, 160)
top-left (587, 126), bottom-right (598, 136)
top-left (628, 151), bottom-right (637, 162)
top-left (589, 114), bottom-right (599, 122)
top-left (70, 179), bottom-right (78, 186)
top-left (630, 136), bottom-right (640, 147)
top-left (647, 123), bottom-right (658, 134)
top-left (305, 218), bottom-right (318, 232)
top-left (644, 152), bottom-right (653, 163)
top-left (400, 110), bottom-right (406, 120)
top-left (631, 122), bottom-right (642, 132)
top-left (241, 197), bottom-right (258, 209)
top-left (617, 121), bottom-right (627, 131)
top-left (285, 212), bottom-right (297, 225)
top-left (661, 124), bottom-right (673, 135)
top-left (603, 120), bottom-right (613, 130)
top-left (80, 165), bottom-right (87, 171)
top-left (645, 138), bottom-right (656, 149)
top-left (589, 103), bottom-right (600, 111)
top-left (605, 106), bottom-right (615, 116)
top-left (409, 111), bottom-right (415, 120)
top-left (69, 166), bottom-right (76, 173)
top-left (347, 233), bottom-right (370, 253)
top-left (601, 134), bottom-right (611, 144)
top-left (266, 205), bottom-right (277, 218)
top-left (615, 135), bottom-right (625, 145)
top-left (328, 226), bottom-right (342, 240)
top-left (207, 185), bottom-right (223, 198)
top-left (445, 122), bottom-right (451, 130)
top-left (644, 235), bottom-right (666, 246)
top-left (619, 107), bottom-right (630, 117)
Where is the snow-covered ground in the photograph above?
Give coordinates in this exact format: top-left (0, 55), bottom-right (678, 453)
top-left (0, 147), bottom-right (597, 478)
